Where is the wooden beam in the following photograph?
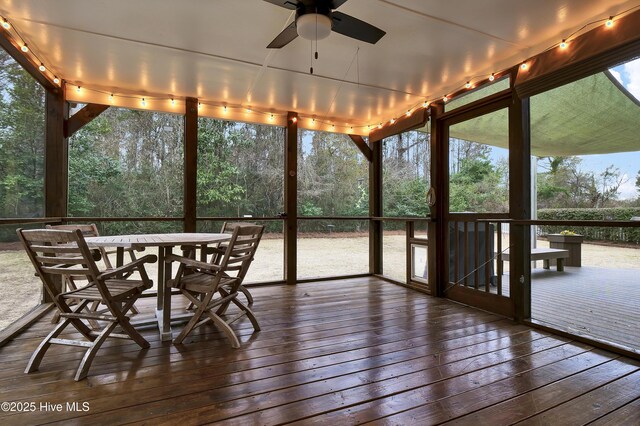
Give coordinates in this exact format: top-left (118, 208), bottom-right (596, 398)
top-left (184, 97), bottom-right (198, 233)
top-left (0, 27), bottom-right (59, 94)
top-left (515, 7), bottom-right (640, 98)
top-left (348, 134), bottom-right (372, 162)
top-left (368, 107), bottom-right (428, 142)
top-left (284, 112), bottom-right (298, 285)
top-left (509, 95), bottom-right (532, 322)
top-left (45, 88), bottom-right (68, 218)
top-left (64, 103), bottom-right (109, 138)
top-left (44, 87), bottom-right (68, 302)
top-left (369, 138), bottom-right (382, 275)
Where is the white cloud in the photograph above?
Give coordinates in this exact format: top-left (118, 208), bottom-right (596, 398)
top-left (609, 68), bottom-right (623, 85)
top-left (622, 58), bottom-right (640, 101)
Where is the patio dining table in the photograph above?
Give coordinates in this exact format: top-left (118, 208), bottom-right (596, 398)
top-left (84, 233), bottom-right (231, 341)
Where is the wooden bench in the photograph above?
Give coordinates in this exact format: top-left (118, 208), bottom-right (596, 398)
top-left (499, 248), bottom-right (570, 272)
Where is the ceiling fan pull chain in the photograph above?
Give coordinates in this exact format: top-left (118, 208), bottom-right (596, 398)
top-left (315, 11), bottom-right (319, 60)
top-left (310, 39), bottom-right (314, 74)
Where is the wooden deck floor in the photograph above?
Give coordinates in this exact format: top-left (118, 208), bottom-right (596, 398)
top-left (496, 265), bottom-right (640, 353)
top-left (0, 277), bottom-right (638, 425)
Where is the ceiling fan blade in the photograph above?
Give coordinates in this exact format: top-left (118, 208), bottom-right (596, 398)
top-left (263, 0), bottom-right (299, 10)
top-left (330, 0), bottom-right (349, 9)
top-left (267, 21), bottom-right (299, 48)
top-left (331, 11), bottom-right (386, 44)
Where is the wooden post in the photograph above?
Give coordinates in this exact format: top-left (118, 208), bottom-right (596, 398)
top-left (45, 87), bottom-right (68, 219)
top-left (284, 112), bottom-right (298, 285)
top-left (43, 86), bottom-right (67, 302)
top-left (509, 95), bottom-right (532, 321)
top-left (64, 103), bottom-right (109, 138)
top-left (428, 103), bottom-right (445, 296)
top-left (184, 97), bottom-right (198, 233)
top-left (369, 137), bottom-right (382, 275)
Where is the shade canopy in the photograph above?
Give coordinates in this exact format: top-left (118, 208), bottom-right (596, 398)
top-left (448, 71), bottom-right (640, 156)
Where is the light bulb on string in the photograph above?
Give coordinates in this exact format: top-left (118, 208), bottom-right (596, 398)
top-left (38, 63), bottom-right (46, 72)
top-left (291, 116), bottom-right (297, 123)
top-left (559, 39), bottom-right (568, 49)
top-left (246, 107), bottom-right (251, 113)
top-left (198, 103), bottom-right (202, 110)
top-left (21, 44), bottom-right (28, 52)
top-left (1, 19), bottom-right (10, 30)
top-left (141, 98), bottom-right (146, 107)
top-left (109, 94), bottom-right (114, 103)
top-left (521, 62), bottom-right (528, 70)
top-left (406, 110), bottom-right (411, 117)
top-left (331, 124), bottom-right (335, 130)
top-left (76, 86), bottom-right (81, 94)
top-left (423, 101), bottom-right (430, 108)
top-left (390, 118), bottom-right (395, 124)
top-left (465, 81), bottom-right (471, 89)
top-left (489, 73), bottom-right (495, 82)
top-left (443, 95), bottom-right (448, 102)
top-left (269, 113), bottom-right (274, 121)
top-left (53, 76), bottom-right (60, 85)
top-left (378, 123), bottom-right (382, 129)
top-left (606, 16), bottom-right (613, 27)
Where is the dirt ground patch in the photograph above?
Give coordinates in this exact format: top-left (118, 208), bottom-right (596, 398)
top-left (1, 235), bottom-right (638, 330)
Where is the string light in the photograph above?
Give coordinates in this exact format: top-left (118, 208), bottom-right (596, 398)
top-left (521, 62), bottom-right (528, 70)
top-left (53, 76), bottom-right (60, 85)
top-left (291, 116), bottom-right (297, 123)
top-left (109, 93), bottom-right (114, 103)
top-left (1, 19), bottom-right (10, 30)
top-left (443, 95), bottom-right (449, 102)
top-left (198, 102), bottom-right (202, 110)
top-left (223, 105), bottom-right (227, 112)
top-left (38, 63), bottom-right (46, 72)
top-left (606, 16), bottom-right (614, 27)
top-left (390, 118), bottom-right (396, 124)
top-left (378, 123), bottom-right (382, 129)
top-left (269, 113), bottom-right (274, 121)
top-left (465, 81), bottom-right (471, 89)
top-left (423, 101), bottom-right (430, 108)
top-left (332, 124), bottom-right (335, 129)
top-left (406, 110), bottom-right (411, 117)
top-left (559, 39), bottom-right (568, 49)
top-left (76, 86), bottom-right (81, 94)
top-left (489, 73), bottom-right (495, 82)
top-left (311, 118), bottom-right (315, 124)
top-left (141, 98), bottom-right (146, 107)
top-left (246, 107), bottom-right (251, 113)
top-left (21, 44), bottom-right (28, 52)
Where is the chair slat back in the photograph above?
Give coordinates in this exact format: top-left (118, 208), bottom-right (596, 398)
top-left (217, 225), bottom-right (264, 279)
top-left (46, 224), bottom-right (113, 269)
top-left (18, 228), bottom-right (102, 302)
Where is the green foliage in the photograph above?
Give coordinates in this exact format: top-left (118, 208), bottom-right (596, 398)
top-left (0, 49), bottom-right (45, 222)
top-left (538, 208), bottom-right (640, 244)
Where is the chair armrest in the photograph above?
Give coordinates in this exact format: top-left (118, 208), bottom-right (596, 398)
top-left (98, 254), bottom-right (158, 279)
top-left (164, 254), bottom-right (221, 271)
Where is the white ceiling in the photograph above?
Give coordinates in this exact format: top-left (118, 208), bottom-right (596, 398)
top-left (1, 0), bottom-right (638, 133)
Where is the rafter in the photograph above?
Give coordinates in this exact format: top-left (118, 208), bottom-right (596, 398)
top-left (64, 103), bottom-right (109, 138)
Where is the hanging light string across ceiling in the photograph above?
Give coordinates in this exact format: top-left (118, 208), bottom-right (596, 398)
top-left (3, 3), bottom-right (640, 134)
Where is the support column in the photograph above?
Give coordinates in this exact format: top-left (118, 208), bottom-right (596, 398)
top-left (184, 97), bottom-right (198, 233)
top-left (44, 87), bottom-right (68, 219)
top-left (509, 96), bottom-right (532, 321)
top-left (370, 137), bottom-right (382, 275)
top-left (284, 112), bottom-right (298, 285)
top-left (429, 103), bottom-right (445, 296)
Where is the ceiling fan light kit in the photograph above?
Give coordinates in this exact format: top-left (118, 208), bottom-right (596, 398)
top-left (297, 13), bottom-right (332, 40)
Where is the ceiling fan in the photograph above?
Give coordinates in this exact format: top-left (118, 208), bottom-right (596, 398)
top-left (264, 0), bottom-right (386, 48)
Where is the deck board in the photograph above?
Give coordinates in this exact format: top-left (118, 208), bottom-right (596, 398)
top-left (0, 277), bottom-right (637, 425)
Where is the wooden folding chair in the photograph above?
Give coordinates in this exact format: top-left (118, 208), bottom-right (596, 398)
top-left (18, 228), bottom-right (156, 381)
top-left (167, 224), bottom-right (264, 347)
top-left (213, 222), bottom-right (258, 305)
top-left (46, 223), bottom-right (143, 317)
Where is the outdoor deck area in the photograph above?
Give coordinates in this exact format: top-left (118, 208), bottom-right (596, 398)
top-left (0, 277), bottom-right (638, 425)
